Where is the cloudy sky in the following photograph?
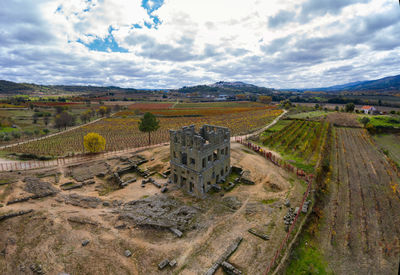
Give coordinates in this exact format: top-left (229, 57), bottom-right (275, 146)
top-left (0, 0), bottom-right (399, 89)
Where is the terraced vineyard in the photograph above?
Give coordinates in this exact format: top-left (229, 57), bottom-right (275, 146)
top-left (261, 120), bottom-right (329, 171)
top-left (319, 128), bottom-right (400, 274)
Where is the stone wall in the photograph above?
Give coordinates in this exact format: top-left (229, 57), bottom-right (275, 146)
top-left (170, 125), bottom-right (230, 198)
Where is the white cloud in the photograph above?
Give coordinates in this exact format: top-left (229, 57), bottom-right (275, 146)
top-left (0, 0), bottom-right (399, 89)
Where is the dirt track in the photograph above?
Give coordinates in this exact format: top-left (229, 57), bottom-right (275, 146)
top-left (320, 128), bottom-right (400, 274)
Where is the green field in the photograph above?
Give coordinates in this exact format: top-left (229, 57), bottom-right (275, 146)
top-left (285, 232), bottom-right (333, 275)
top-left (288, 110), bottom-right (330, 119)
top-left (0, 104), bottom-right (104, 145)
top-left (0, 127), bottom-right (17, 133)
top-left (373, 133), bottom-right (400, 165)
top-left (358, 115), bottom-right (400, 128)
top-left (263, 119), bottom-right (292, 133)
top-left (261, 120), bottom-right (330, 173)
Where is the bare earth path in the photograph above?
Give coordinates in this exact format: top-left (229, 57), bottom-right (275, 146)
top-left (233, 109), bottom-right (287, 141)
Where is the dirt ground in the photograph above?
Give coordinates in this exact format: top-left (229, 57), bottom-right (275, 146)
top-left (325, 112), bottom-right (361, 127)
top-left (0, 142), bottom-right (306, 275)
top-left (318, 127), bottom-right (400, 274)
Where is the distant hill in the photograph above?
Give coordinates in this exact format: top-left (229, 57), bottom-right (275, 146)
top-left (0, 80), bottom-right (35, 93)
top-left (308, 74), bottom-right (400, 93)
top-left (0, 80), bottom-right (139, 94)
top-left (176, 81), bottom-right (274, 94)
top-left (210, 81), bottom-right (257, 88)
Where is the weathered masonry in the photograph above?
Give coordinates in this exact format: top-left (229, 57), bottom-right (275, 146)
top-left (170, 125), bottom-right (230, 198)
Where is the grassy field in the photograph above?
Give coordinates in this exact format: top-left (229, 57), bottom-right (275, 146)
top-left (264, 119), bottom-right (292, 132)
top-left (358, 114), bottom-right (400, 128)
top-left (373, 133), bottom-right (400, 165)
top-left (0, 127), bottom-right (17, 133)
top-left (0, 103), bottom-right (107, 145)
top-left (288, 110), bottom-right (330, 119)
top-left (285, 232), bottom-right (333, 275)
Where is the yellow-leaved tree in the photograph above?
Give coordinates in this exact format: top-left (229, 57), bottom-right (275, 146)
top-left (83, 132), bottom-right (106, 153)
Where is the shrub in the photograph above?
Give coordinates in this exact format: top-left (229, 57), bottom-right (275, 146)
top-left (83, 132), bottom-right (106, 153)
top-left (360, 117), bottom-right (370, 126)
top-left (11, 131), bottom-right (21, 139)
top-left (365, 123), bottom-right (376, 134)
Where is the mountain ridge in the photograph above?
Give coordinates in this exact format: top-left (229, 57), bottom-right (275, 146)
top-left (305, 74), bottom-right (400, 92)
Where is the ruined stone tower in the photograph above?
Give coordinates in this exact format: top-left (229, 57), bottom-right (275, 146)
top-left (169, 125), bottom-right (230, 198)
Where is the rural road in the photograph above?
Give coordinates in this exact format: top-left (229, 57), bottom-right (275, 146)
top-left (231, 109), bottom-right (287, 141)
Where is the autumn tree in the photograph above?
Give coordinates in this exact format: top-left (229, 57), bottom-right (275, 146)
top-left (83, 132), bottom-right (106, 153)
top-left (279, 99), bottom-right (292, 109)
top-left (360, 117), bottom-right (370, 127)
top-left (138, 112), bottom-right (160, 145)
top-left (80, 110), bottom-right (92, 123)
top-left (258, 95), bottom-right (272, 104)
top-left (54, 111), bottom-right (75, 130)
top-left (97, 106), bottom-right (107, 117)
top-left (113, 104), bottom-right (121, 112)
top-left (97, 106), bottom-right (110, 117)
top-left (235, 94), bottom-right (247, 100)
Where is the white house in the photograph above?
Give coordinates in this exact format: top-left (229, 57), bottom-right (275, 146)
top-left (361, 106), bottom-right (376, 114)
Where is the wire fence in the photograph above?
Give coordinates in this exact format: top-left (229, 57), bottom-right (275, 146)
top-left (0, 142), bottom-right (169, 172)
top-left (234, 138), bottom-right (313, 275)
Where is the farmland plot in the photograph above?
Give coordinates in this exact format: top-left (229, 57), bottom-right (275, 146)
top-left (5, 108), bottom-right (281, 157)
top-left (320, 128), bottom-right (400, 274)
top-left (261, 120), bottom-right (329, 172)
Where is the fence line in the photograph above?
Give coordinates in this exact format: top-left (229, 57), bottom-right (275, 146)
top-left (0, 142), bottom-right (169, 172)
top-left (235, 138), bottom-right (314, 182)
top-left (233, 138), bottom-right (313, 275)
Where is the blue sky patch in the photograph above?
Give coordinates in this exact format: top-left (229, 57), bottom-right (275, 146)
top-left (142, 0), bottom-right (164, 28)
top-left (77, 27), bottom-right (128, 53)
top-left (142, 0), bottom-right (164, 14)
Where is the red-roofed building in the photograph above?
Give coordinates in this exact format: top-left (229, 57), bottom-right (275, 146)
top-left (361, 106), bottom-right (376, 114)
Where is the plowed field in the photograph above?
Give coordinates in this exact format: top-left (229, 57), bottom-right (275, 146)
top-left (320, 128), bottom-right (400, 274)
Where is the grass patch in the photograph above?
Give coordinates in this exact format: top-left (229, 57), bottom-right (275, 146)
top-left (288, 110), bottom-right (330, 119)
top-left (0, 179), bottom-right (11, 185)
top-left (261, 198), bottom-right (278, 204)
top-left (285, 232), bottom-right (333, 275)
top-left (282, 155), bottom-right (315, 174)
top-left (219, 171), bottom-right (241, 191)
top-left (263, 119), bottom-right (292, 133)
top-left (0, 183), bottom-right (13, 201)
top-left (359, 114), bottom-right (400, 128)
top-left (0, 127), bottom-right (18, 133)
top-left (241, 148), bottom-right (255, 155)
top-left (98, 179), bottom-right (120, 196)
top-left (373, 133), bottom-right (400, 166)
